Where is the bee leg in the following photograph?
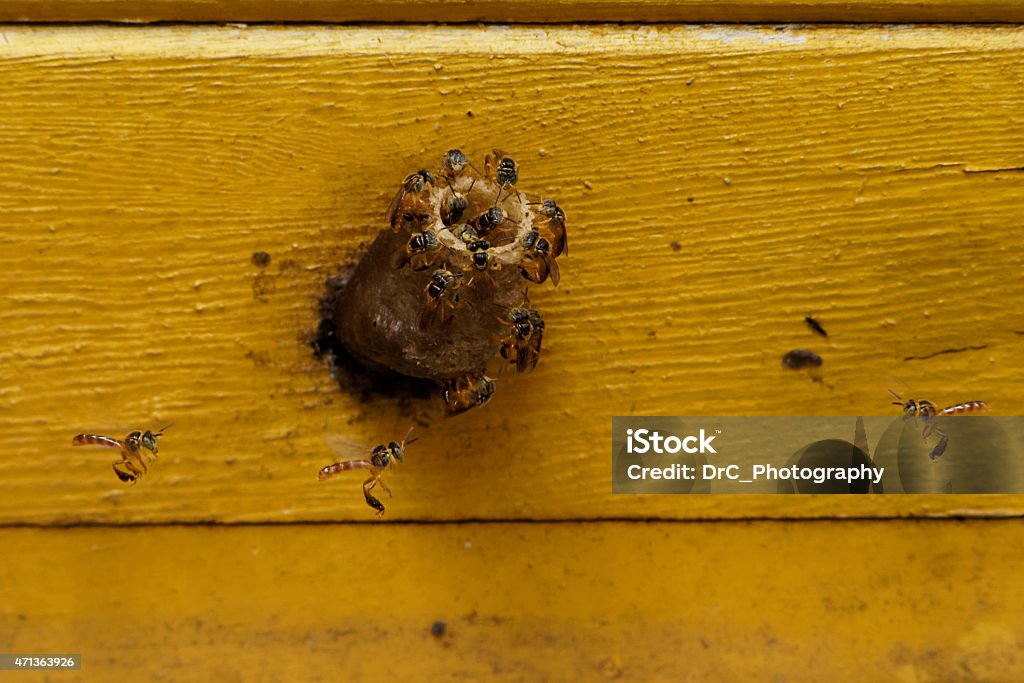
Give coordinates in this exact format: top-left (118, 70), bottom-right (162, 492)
top-left (113, 459), bottom-right (140, 485)
top-left (362, 477), bottom-right (386, 517)
top-left (376, 477), bottom-right (393, 499)
top-left (128, 449), bottom-right (149, 474)
top-left (929, 428), bottom-right (949, 460)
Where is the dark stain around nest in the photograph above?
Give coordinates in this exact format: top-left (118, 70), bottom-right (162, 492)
top-left (312, 270), bottom-right (435, 404)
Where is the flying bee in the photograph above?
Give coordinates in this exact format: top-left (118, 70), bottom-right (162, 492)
top-left (72, 423), bottom-right (172, 484)
top-left (392, 230), bottom-right (441, 271)
top-left (530, 198), bottom-right (568, 257)
top-left (888, 390), bottom-right (987, 460)
top-left (442, 374), bottom-right (495, 416)
top-left (469, 205), bottom-right (507, 237)
top-left (387, 169), bottom-right (436, 231)
top-left (419, 268), bottom-right (463, 330)
top-left (498, 300), bottom-right (544, 374)
top-left (319, 428), bottom-right (417, 517)
top-left (518, 230), bottom-right (561, 286)
top-left (440, 180), bottom-right (473, 227)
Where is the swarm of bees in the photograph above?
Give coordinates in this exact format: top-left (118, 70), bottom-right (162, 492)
top-left (384, 148), bottom-right (568, 417)
top-left (72, 423), bottom-right (172, 484)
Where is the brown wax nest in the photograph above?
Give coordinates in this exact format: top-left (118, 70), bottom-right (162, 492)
top-left (333, 149), bottom-right (567, 416)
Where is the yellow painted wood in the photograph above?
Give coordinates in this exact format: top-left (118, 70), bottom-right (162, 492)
top-left (1, 522), bottom-right (1022, 681)
top-left (1, 25), bottom-right (1024, 523)
top-left (4, 0), bottom-right (1024, 23)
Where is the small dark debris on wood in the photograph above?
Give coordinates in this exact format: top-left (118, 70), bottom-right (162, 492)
top-left (804, 315), bottom-right (828, 337)
top-left (783, 349), bottom-right (823, 369)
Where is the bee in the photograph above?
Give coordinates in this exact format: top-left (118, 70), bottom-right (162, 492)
top-left (498, 301), bottom-right (544, 374)
top-left (469, 205), bottom-right (507, 237)
top-left (441, 148), bottom-right (481, 180)
top-left (442, 374), bottom-right (495, 416)
top-left (889, 391), bottom-right (987, 419)
top-left (518, 230), bottom-right (561, 286)
top-left (319, 428), bottom-right (417, 517)
top-left (467, 239), bottom-right (493, 271)
top-left (387, 169), bottom-right (436, 231)
top-left (486, 149), bottom-right (518, 186)
top-left (532, 198), bottom-right (567, 257)
top-left (72, 423), bottom-right (173, 484)
top-left (462, 239), bottom-right (501, 287)
top-left (392, 230), bottom-right (441, 271)
top-left (440, 181), bottom-right (472, 227)
top-left (888, 390), bottom-right (987, 460)
top-left (804, 315), bottom-right (828, 337)
top-left (485, 149), bottom-right (520, 202)
top-left (451, 224), bottom-right (476, 242)
top-left (419, 268), bottom-right (463, 330)
top-left (782, 349), bottom-right (823, 369)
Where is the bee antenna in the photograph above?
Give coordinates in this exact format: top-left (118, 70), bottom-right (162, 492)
top-left (891, 401), bottom-right (904, 407)
top-left (156, 422), bottom-right (175, 435)
top-left (887, 389), bottom-right (902, 400)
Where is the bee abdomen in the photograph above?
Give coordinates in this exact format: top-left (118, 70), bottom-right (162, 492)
top-left (940, 401), bottom-right (987, 415)
top-left (72, 434), bottom-right (122, 449)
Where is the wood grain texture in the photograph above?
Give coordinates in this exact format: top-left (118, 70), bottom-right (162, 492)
top-left (4, 0), bottom-right (1024, 23)
top-left (1, 25), bottom-right (1024, 524)
top-left (2, 522), bottom-right (1023, 681)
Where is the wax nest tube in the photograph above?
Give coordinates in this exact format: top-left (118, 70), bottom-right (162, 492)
top-left (332, 149), bottom-right (567, 416)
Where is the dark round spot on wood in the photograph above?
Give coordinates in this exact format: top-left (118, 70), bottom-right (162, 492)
top-left (431, 620), bottom-right (447, 637)
top-left (669, 241), bottom-right (682, 251)
top-left (782, 349), bottom-right (823, 369)
top-left (251, 251), bottom-right (271, 268)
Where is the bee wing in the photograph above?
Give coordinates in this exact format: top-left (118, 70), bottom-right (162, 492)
top-left (525, 327), bottom-right (544, 374)
top-left (390, 244), bottom-right (411, 270)
top-left (545, 252), bottom-right (560, 286)
top-left (386, 185), bottom-right (409, 228)
top-left (324, 434), bottom-right (373, 457)
top-left (551, 222), bottom-right (567, 257)
top-left (419, 296), bottom-right (443, 330)
top-left (72, 434), bottom-right (124, 450)
top-left (518, 254), bottom-right (548, 284)
top-left (515, 337), bottom-right (540, 374)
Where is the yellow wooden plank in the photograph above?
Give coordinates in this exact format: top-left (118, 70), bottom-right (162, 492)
top-left (3, 0), bottom-right (1024, 23)
top-left (1, 522), bottom-right (1022, 681)
top-left (1, 26), bottom-right (1024, 523)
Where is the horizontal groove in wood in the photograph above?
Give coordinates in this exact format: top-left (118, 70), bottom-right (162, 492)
top-left (3, 1), bottom-right (1024, 24)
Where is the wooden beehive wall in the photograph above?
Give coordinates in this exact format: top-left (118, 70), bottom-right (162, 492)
top-left (1, 11), bottom-right (1023, 681)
